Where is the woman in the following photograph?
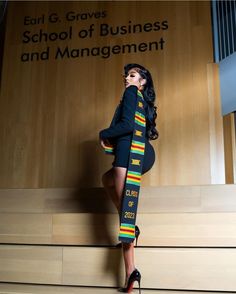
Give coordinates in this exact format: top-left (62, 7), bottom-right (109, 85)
top-left (99, 63), bottom-right (158, 293)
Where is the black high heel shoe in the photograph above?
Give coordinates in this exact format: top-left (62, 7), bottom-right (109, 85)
top-left (120, 269), bottom-right (141, 293)
top-left (134, 225), bottom-right (140, 247)
top-left (116, 225), bottom-right (140, 248)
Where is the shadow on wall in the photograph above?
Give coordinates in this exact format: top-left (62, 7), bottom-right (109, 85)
top-left (78, 139), bottom-right (105, 187)
top-left (0, 1), bottom-right (7, 89)
top-left (74, 139), bottom-right (123, 286)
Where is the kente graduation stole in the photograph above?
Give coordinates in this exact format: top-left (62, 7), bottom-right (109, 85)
top-left (119, 90), bottom-right (146, 243)
top-left (104, 89), bottom-right (146, 243)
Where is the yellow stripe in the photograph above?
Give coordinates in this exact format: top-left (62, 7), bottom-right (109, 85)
top-left (135, 112), bottom-right (145, 119)
top-left (131, 147), bottom-right (144, 152)
top-left (135, 117), bottom-right (145, 124)
top-left (127, 178), bottom-right (141, 183)
top-left (119, 231), bottom-right (135, 236)
top-left (135, 115), bottom-right (145, 121)
top-left (138, 101), bottom-right (143, 108)
top-left (127, 172), bottom-right (141, 177)
top-left (132, 141), bottom-right (145, 146)
top-left (135, 130), bottom-right (143, 136)
top-left (120, 227), bottom-right (135, 231)
top-left (127, 173), bottom-right (141, 178)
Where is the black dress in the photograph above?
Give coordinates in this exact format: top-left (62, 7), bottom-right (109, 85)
top-left (99, 85), bottom-right (155, 175)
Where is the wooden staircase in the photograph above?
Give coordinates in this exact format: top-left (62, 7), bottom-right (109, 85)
top-left (0, 185), bottom-right (236, 293)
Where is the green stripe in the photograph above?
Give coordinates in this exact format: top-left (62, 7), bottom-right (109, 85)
top-left (137, 91), bottom-right (143, 98)
top-left (132, 140), bottom-right (145, 146)
top-left (119, 233), bottom-right (135, 238)
top-left (128, 171), bottom-right (141, 176)
top-left (126, 179), bottom-right (140, 186)
top-left (135, 119), bottom-right (145, 127)
top-left (120, 223), bottom-right (135, 228)
top-left (131, 150), bottom-right (144, 155)
top-left (135, 111), bottom-right (145, 119)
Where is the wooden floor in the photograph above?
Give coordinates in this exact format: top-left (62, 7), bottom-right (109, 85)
top-left (0, 283), bottom-right (233, 294)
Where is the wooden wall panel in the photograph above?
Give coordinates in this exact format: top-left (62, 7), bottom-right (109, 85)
top-left (207, 63), bottom-right (225, 183)
top-left (223, 113), bottom-right (236, 183)
top-left (0, 1), bottom-right (225, 187)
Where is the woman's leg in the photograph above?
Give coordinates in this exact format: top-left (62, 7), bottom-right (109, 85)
top-left (102, 167), bottom-right (135, 284)
top-left (122, 242), bottom-right (135, 285)
top-left (112, 168), bottom-right (135, 282)
top-left (102, 168), bottom-right (120, 212)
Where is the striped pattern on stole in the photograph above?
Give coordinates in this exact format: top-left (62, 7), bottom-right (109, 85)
top-left (118, 90), bottom-right (146, 243)
top-left (103, 89), bottom-right (146, 243)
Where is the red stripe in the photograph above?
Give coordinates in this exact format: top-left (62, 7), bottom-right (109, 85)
top-left (131, 145), bottom-right (144, 150)
top-left (135, 117), bottom-right (145, 123)
top-left (135, 115), bottom-right (145, 123)
top-left (127, 175), bottom-right (141, 181)
top-left (121, 228), bottom-right (135, 233)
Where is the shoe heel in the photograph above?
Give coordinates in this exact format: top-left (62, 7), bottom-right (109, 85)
top-left (137, 277), bottom-right (141, 294)
top-left (135, 225), bottom-right (140, 246)
top-left (123, 269), bottom-right (141, 293)
top-left (135, 235), bottom-right (139, 246)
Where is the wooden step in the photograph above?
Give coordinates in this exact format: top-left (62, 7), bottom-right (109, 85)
top-left (52, 212), bottom-right (236, 247)
top-left (0, 283), bottom-right (231, 294)
top-left (0, 244), bottom-right (236, 291)
top-left (0, 213), bottom-right (53, 244)
top-left (1, 212), bottom-right (236, 247)
top-left (0, 188), bottom-right (111, 214)
top-left (1, 185), bottom-right (236, 214)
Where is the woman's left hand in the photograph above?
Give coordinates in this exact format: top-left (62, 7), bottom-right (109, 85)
top-left (100, 139), bottom-right (106, 149)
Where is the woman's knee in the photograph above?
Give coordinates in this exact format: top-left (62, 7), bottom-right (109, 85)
top-left (113, 167), bottom-right (127, 196)
top-left (122, 242), bottom-right (133, 250)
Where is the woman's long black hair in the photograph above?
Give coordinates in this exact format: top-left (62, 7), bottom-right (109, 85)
top-left (124, 63), bottom-right (159, 140)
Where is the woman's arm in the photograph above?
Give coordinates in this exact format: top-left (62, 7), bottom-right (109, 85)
top-left (99, 85), bottom-right (138, 140)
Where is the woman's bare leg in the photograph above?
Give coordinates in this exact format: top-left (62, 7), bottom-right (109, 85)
top-left (102, 168), bottom-right (120, 212)
top-left (122, 242), bottom-right (135, 285)
top-left (102, 167), bottom-right (135, 285)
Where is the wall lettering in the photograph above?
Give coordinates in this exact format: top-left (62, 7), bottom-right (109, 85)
top-left (20, 10), bottom-right (168, 62)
